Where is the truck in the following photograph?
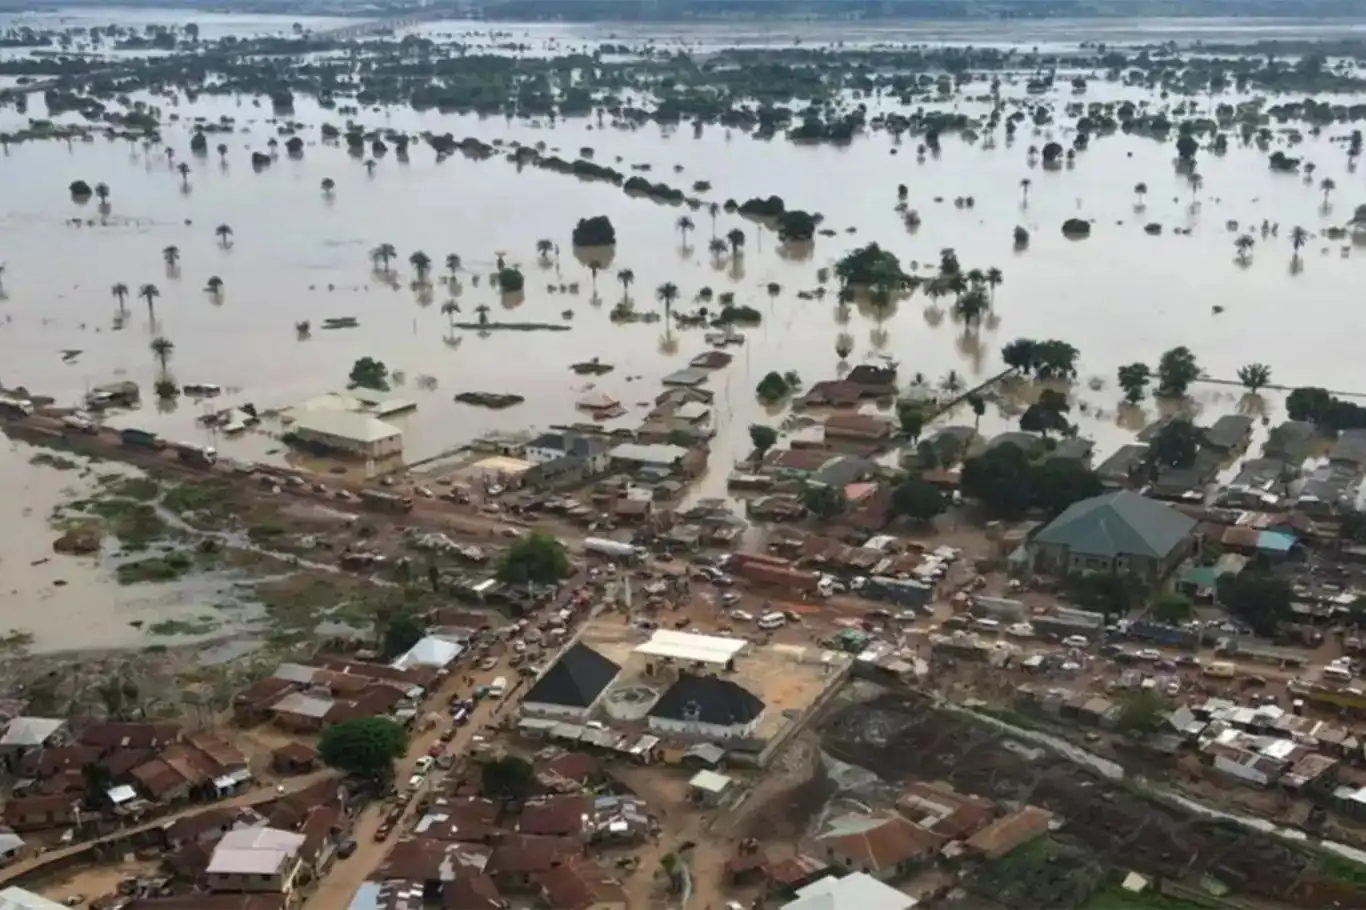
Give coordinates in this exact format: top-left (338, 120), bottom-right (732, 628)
top-left (0, 396), bottom-right (35, 418)
top-left (583, 537), bottom-right (645, 562)
top-left (61, 414), bottom-right (99, 434)
top-left (360, 489), bottom-right (414, 513)
top-left (866, 576), bottom-right (933, 609)
top-left (173, 442), bottom-right (217, 468)
top-left (120, 427), bottom-right (164, 450)
top-left (1123, 619), bottom-right (1201, 650)
top-left (731, 559), bottom-right (820, 595)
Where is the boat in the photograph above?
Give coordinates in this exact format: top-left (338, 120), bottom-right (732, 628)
top-left (182, 383), bottom-right (223, 397)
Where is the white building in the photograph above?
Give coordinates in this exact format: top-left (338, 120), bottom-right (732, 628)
top-left (646, 673), bottom-right (764, 741)
top-left (0, 887), bottom-right (69, 910)
top-left (524, 432), bottom-right (611, 474)
top-left (521, 644), bottom-right (622, 720)
top-left (206, 826), bottom-right (307, 894)
top-left (784, 873), bottom-right (917, 910)
top-left (289, 409), bottom-right (402, 459)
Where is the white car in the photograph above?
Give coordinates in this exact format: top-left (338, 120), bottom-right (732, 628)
top-left (413, 757), bottom-right (434, 775)
top-left (729, 609), bottom-right (753, 622)
top-left (721, 592), bottom-right (742, 605)
top-left (1061, 635), bottom-right (1090, 648)
top-left (1136, 648), bottom-right (1162, 662)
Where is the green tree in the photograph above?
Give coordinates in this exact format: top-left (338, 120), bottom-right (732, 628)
top-left (676, 215), bottom-right (695, 246)
top-left (111, 282), bottom-right (130, 314)
top-left (138, 283), bottom-right (160, 320)
top-left (371, 243), bottom-right (397, 270)
top-left (481, 755), bottom-right (536, 800)
top-left (749, 424), bottom-right (778, 459)
top-left (1237, 363), bottom-right (1272, 393)
top-left (82, 762), bottom-right (113, 809)
top-left (1116, 363), bottom-right (1151, 404)
top-left (803, 485), bottom-right (847, 522)
top-left (897, 402), bottom-right (926, 441)
top-left (1151, 419), bottom-right (1200, 469)
top-left (215, 223), bottom-right (233, 246)
top-left (961, 444), bottom-right (1034, 519)
top-left (656, 282), bottom-right (679, 322)
top-left (966, 394), bottom-right (985, 429)
top-left (1217, 572), bottom-right (1292, 638)
top-left (1290, 226), bottom-right (1309, 263)
top-left (1116, 689), bottom-right (1167, 735)
top-left (383, 612), bottom-right (426, 660)
top-left (1153, 593), bottom-right (1193, 623)
top-left (409, 250), bottom-right (432, 282)
top-left (496, 533), bottom-right (571, 586)
top-left (756, 371), bottom-right (790, 403)
top-left (892, 476), bottom-right (946, 523)
top-left (319, 716), bottom-right (406, 779)
top-left (617, 268), bottom-right (634, 301)
top-left (1032, 458), bottom-right (1102, 517)
top-left (1064, 571), bottom-right (1148, 618)
top-left (1156, 346), bottom-right (1200, 398)
top-left (150, 336), bottom-right (174, 373)
top-left (162, 245), bottom-right (180, 268)
top-left (348, 357), bottom-right (390, 391)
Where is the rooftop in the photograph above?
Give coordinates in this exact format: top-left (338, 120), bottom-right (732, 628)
top-left (786, 873), bottom-right (917, 910)
top-left (391, 636), bottom-right (464, 672)
top-left (608, 443), bottom-right (688, 466)
top-left (0, 718), bottom-right (65, 748)
top-left (524, 644), bottom-right (621, 709)
top-left (0, 889), bottom-right (66, 910)
top-left (633, 629), bottom-right (747, 665)
top-left (647, 674), bottom-right (764, 727)
top-left (816, 813), bottom-right (941, 872)
top-left (206, 827), bottom-right (306, 875)
top-left (1033, 490), bottom-right (1195, 559)
top-left (289, 409), bottom-right (401, 444)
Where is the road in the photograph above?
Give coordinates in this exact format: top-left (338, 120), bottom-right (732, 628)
top-left (0, 769), bottom-right (336, 889)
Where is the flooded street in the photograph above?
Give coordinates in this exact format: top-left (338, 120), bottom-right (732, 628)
top-left (2, 10), bottom-right (1364, 649)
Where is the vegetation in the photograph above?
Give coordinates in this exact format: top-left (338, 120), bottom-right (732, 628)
top-left (382, 612), bottom-right (426, 659)
top-left (892, 476), bottom-right (947, 523)
top-left (756, 370), bottom-right (801, 403)
top-left (481, 755), bottom-right (536, 800)
top-left (318, 716), bottom-right (407, 779)
top-left (348, 356), bottom-right (390, 391)
top-left (495, 532), bottom-right (571, 586)
top-left (571, 215), bottom-right (615, 247)
top-left (1217, 571), bottom-right (1292, 637)
top-left (1156, 346), bottom-right (1201, 398)
top-left (748, 424), bottom-right (778, 459)
top-left (961, 443), bottom-right (1102, 519)
top-left (803, 484), bottom-right (847, 521)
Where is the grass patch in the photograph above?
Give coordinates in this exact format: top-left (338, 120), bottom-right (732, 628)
top-left (85, 499), bottom-right (167, 550)
top-left (30, 452), bottom-right (81, 471)
top-left (247, 524), bottom-right (287, 544)
top-left (147, 616), bottom-right (221, 636)
top-left (117, 550), bottom-right (194, 585)
top-left (162, 480), bottom-right (237, 517)
top-left (1082, 886), bottom-right (1206, 909)
top-left (1319, 853), bottom-right (1366, 887)
top-left (105, 477), bottom-right (161, 501)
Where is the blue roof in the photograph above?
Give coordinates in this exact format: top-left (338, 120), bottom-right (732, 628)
top-left (1256, 531), bottom-right (1295, 553)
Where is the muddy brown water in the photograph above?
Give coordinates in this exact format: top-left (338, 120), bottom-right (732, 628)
top-left (1, 11), bottom-right (1363, 650)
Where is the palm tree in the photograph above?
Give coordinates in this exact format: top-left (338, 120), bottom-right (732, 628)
top-left (162, 245), bottom-right (180, 268)
top-left (320, 177), bottom-right (335, 194)
top-left (95, 182), bottom-right (110, 203)
top-left (967, 394), bottom-right (986, 429)
top-left (676, 215), bottom-right (695, 247)
top-left (1133, 182), bottom-right (1147, 206)
top-left (440, 300), bottom-right (459, 331)
top-left (1019, 177), bottom-right (1031, 205)
top-left (138, 283), bottom-right (160, 320)
top-left (953, 287), bottom-right (990, 325)
top-left (176, 162), bottom-right (190, 185)
top-left (216, 143), bottom-right (228, 160)
top-left (371, 243), bottom-right (397, 270)
top-left (111, 282), bottom-right (129, 314)
top-left (707, 202), bottom-right (720, 237)
top-left (444, 253), bottom-right (462, 276)
top-left (1321, 177), bottom-right (1337, 205)
top-left (205, 276), bottom-right (223, 296)
top-left (656, 282), bottom-right (679, 323)
top-left (984, 267), bottom-right (1003, 303)
top-left (150, 336), bottom-right (174, 373)
top-left (364, 159), bottom-right (377, 176)
top-left (726, 227), bottom-right (745, 256)
top-left (214, 223), bottom-right (232, 247)
top-left (1234, 234), bottom-right (1255, 264)
top-left (535, 238), bottom-right (554, 263)
top-left (587, 260), bottom-right (602, 289)
top-left (409, 251), bottom-right (432, 282)
top-left (474, 304), bottom-right (491, 327)
top-left (1290, 226), bottom-right (1309, 263)
top-left (708, 237), bottom-right (728, 262)
top-left (617, 268), bottom-right (634, 301)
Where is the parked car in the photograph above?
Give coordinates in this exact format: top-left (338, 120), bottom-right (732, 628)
top-left (338, 840), bottom-right (358, 859)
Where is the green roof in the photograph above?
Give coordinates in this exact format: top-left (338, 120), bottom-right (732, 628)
top-left (1034, 491), bottom-right (1195, 560)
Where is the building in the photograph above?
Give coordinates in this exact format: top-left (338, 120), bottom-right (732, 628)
top-left (1030, 490), bottom-right (1196, 579)
top-left (205, 827), bottom-right (307, 894)
top-left (522, 645), bottom-right (621, 719)
top-left (525, 432), bottom-right (611, 475)
top-left (1204, 415), bottom-right (1254, 454)
top-left (646, 674), bottom-right (764, 740)
top-left (3, 796), bottom-right (78, 832)
top-left (688, 770), bottom-right (734, 807)
top-left (289, 409), bottom-right (402, 459)
top-left (0, 718), bottom-right (67, 757)
top-left (783, 873), bottom-right (917, 910)
top-left (607, 443), bottom-right (693, 476)
top-left (0, 888), bottom-right (71, 910)
top-left (812, 813), bottom-right (940, 881)
top-left (962, 806), bottom-right (1053, 860)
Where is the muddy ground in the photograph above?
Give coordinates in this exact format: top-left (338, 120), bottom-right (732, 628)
top-left (821, 691), bottom-right (1364, 907)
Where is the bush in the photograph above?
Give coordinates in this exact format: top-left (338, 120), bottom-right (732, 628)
top-left (571, 215), bottom-right (616, 246)
top-left (1061, 218), bottom-right (1091, 238)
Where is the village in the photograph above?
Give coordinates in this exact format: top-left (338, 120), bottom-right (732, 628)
top-left (10, 351), bottom-right (1366, 910)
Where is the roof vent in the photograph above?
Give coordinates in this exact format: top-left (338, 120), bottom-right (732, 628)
top-left (682, 700), bottom-right (701, 721)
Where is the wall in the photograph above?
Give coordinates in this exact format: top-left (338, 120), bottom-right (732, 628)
top-left (520, 701), bottom-right (590, 721)
top-left (648, 716), bottom-right (759, 741)
top-left (1212, 754), bottom-right (1269, 787)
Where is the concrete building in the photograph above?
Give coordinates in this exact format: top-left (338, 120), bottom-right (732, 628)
top-left (646, 674), bottom-right (764, 741)
top-left (206, 827), bottom-right (307, 894)
top-left (1030, 490), bottom-right (1195, 579)
top-left (0, 888), bottom-right (69, 910)
top-left (521, 644), bottom-right (621, 720)
top-left (525, 432), bottom-right (611, 474)
top-left (289, 410), bottom-right (402, 459)
top-left (784, 873), bottom-right (917, 910)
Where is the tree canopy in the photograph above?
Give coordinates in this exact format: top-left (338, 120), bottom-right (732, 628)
top-left (496, 533), bottom-right (572, 586)
top-left (319, 716), bottom-right (407, 778)
top-left (960, 444), bottom-right (1101, 519)
top-left (748, 424), bottom-right (778, 457)
top-left (383, 612), bottom-right (426, 660)
top-left (571, 215), bottom-right (615, 246)
top-left (803, 484), bottom-right (847, 521)
top-left (481, 755), bottom-right (536, 800)
top-left (892, 476), bottom-right (946, 523)
top-left (1150, 419), bottom-right (1200, 470)
top-left (1217, 571), bottom-right (1292, 637)
top-left (348, 356), bottom-right (390, 392)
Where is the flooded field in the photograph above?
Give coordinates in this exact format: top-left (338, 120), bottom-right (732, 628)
top-left (2, 9), bottom-right (1364, 650)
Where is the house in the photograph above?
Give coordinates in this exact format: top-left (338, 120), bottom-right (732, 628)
top-left (289, 409), bottom-right (402, 459)
top-left (812, 813), bottom-right (940, 881)
top-left (1029, 490), bottom-right (1196, 579)
top-left (524, 433), bottom-right (611, 475)
top-left (489, 835), bottom-right (579, 892)
top-left (379, 837), bottom-right (493, 893)
top-left (811, 455), bottom-right (879, 488)
top-left (271, 742), bottom-right (318, 775)
top-left (3, 795), bottom-right (78, 831)
top-left (130, 758), bottom-right (193, 803)
top-left (1293, 463), bottom-right (1357, 516)
top-left (782, 873), bottom-right (917, 910)
top-left (0, 828), bottom-right (27, 866)
top-left (845, 365), bottom-right (898, 388)
top-left (962, 806), bottom-right (1053, 860)
top-left (895, 781), bottom-right (995, 841)
top-left (1047, 437), bottom-right (1094, 464)
top-left (689, 351), bottom-right (732, 370)
top-left (1204, 415), bottom-right (1254, 454)
top-left (607, 443), bottom-right (690, 475)
top-left (78, 722), bottom-right (181, 754)
top-left (1094, 443), bottom-right (1149, 488)
top-left (205, 827), bottom-right (307, 893)
top-left (799, 380), bottom-right (893, 408)
top-left (0, 718), bottom-right (67, 756)
top-left (390, 636), bottom-right (464, 672)
top-left (517, 795), bottom-right (590, 838)
top-left (646, 674), bottom-right (764, 740)
top-left (298, 805), bottom-right (342, 875)
top-left (688, 770), bottom-right (734, 807)
top-left (0, 889), bottom-right (72, 910)
top-left (1330, 429), bottom-right (1366, 468)
top-left (537, 862), bottom-right (627, 910)
top-left (521, 644), bottom-right (621, 719)
top-left (1264, 420), bottom-right (1319, 465)
top-left (823, 413), bottom-right (894, 443)
top-left (661, 367), bottom-right (710, 388)
top-left (1215, 458), bottom-right (1292, 509)
top-left (414, 797), bottom-right (501, 843)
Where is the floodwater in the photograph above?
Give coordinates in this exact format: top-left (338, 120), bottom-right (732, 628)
top-left (2, 9), bottom-right (1365, 651)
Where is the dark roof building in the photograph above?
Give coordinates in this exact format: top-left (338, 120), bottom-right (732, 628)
top-left (1204, 414), bottom-right (1254, 453)
top-left (1030, 490), bottom-right (1196, 579)
top-left (647, 674), bottom-right (764, 735)
top-left (522, 645), bottom-right (620, 716)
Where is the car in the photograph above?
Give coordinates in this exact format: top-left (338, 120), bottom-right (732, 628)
top-left (729, 609), bottom-right (753, 622)
top-left (1136, 649), bottom-right (1162, 662)
top-left (1175, 654), bottom-right (1201, 667)
top-left (413, 756), bottom-right (434, 775)
top-left (1155, 659), bottom-right (1177, 671)
top-left (374, 826), bottom-right (392, 842)
top-left (479, 656), bottom-right (498, 671)
top-left (1062, 635), bottom-right (1090, 648)
top-left (1098, 644), bottom-right (1121, 657)
top-left (427, 743), bottom-right (444, 758)
top-left (439, 728), bottom-right (456, 743)
top-left (721, 592), bottom-right (742, 605)
top-left (338, 839), bottom-right (358, 859)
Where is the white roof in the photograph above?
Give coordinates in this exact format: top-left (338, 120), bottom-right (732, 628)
top-left (787, 873), bottom-right (917, 910)
top-left (0, 717), bottom-right (65, 748)
top-left (608, 443), bottom-right (688, 466)
top-left (291, 409), bottom-right (401, 444)
top-left (391, 635), bottom-right (464, 671)
top-left (207, 827), bottom-right (306, 875)
top-left (634, 629), bottom-right (746, 664)
top-left (0, 888), bottom-right (67, 910)
top-left (689, 770), bottom-right (732, 793)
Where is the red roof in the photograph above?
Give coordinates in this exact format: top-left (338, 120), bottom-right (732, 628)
top-left (538, 862), bottom-right (627, 910)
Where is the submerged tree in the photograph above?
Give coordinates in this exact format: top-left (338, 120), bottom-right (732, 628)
top-left (138, 283), bottom-right (160, 319)
top-left (1238, 363), bottom-right (1272, 393)
top-left (111, 282), bottom-right (129, 314)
